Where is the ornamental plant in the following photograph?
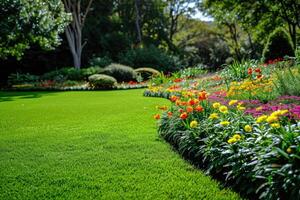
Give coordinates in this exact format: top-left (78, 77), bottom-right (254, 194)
top-left (155, 92), bottom-right (300, 199)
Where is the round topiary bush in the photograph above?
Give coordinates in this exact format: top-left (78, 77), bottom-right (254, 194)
top-left (263, 28), bottom-right (295, 62)
top-left (102, 63), bottom-right (137, 82)
top-left (88, 74), bottom-right (117, 89)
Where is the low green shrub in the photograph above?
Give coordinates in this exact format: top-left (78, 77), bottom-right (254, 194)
top-left (42, 67), bottom-right (83, 81)
top-left (263, 28), bottom-right (295, 62)
top-left (102, 63), bottom-right (137, 82)
top-left (8, 73), bottom-right (40, 85)
top-left (88, 74), bottom-right (117, 89)
top-left (178, 65), bottom-right (207, 78)
top-left (221, 60), bottom-right (258, 82)
top-left (273, 66), bottom-right (300, 96)
top-left (118, 45), bottom-right (182, 72)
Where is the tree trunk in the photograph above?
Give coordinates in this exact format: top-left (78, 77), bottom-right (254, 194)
top-left (63, 0), bottom-right (93, 69)
top-left (134, 0), bottom-right (142, 45)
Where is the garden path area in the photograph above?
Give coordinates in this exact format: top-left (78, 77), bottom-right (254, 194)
top-left (0, 90), bottom-right (240, 199)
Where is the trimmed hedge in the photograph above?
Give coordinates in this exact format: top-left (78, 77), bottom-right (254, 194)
top-left (88, 74), bottom-right (117, 89)
top-left (102, 63), bottom-right (137, 82)
top-left (263, 28), bottom-right (295, 62)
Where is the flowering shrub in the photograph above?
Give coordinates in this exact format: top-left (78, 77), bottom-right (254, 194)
top-left (154, 93), bottom-right (300, 199)
top-left (226, 78), bottom-right (276, 102)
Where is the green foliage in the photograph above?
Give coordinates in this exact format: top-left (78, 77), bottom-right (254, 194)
top-left (7, 73), bottom-right (39, 86)
top-left (118, 46), bottom-right (182, 72)
top-left (178, 65), bottom-right (207, 78)
top-left (263, 28), bottom-right (295, 62)
top-left (273, 66), bottom-right (300, 96)
top-left (41, 67), bottom-right (103, 82)
top-left (0, 0), bottom-right (70, 59)
top-left (102, 63), bottom-right (137, 82)
top-left (88, 74), bottom-right (117, 89)
top-left (221, 60), bottom-right (257, 81)
top-left (88, 56), bottom-right (112, 68)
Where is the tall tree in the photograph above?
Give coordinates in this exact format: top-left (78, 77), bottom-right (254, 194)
top-left (0, 0), bottom-right (70, 59)
top-left (166, 0), bottom-right (197, 43)
top-left (63, 0), bottom-right (94, 69)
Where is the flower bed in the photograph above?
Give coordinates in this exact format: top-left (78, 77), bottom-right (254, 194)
top-left (153, 91), bottom-right (300, 199)
top-left (147, 62), bottom-right (300, 199)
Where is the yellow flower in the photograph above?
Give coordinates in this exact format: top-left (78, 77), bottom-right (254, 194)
top-left (190, 120), bottom-right (198, 128)
top-left (219, 105), bottom-right (228, 114)
top-left (227, 138), bottom-right (237, 144)
top-left (237, 105), bottom-right (246, 111)
top-left (256, 115), bottom-right (268, 123)
top-left (212, 102), bottom-right (221, 109)
top-left (286, 147), bottom-right (292, 154)
top-left (244, 125), bottom-right (252, 132)
top-left (220, 121), bottom-right (230, 126)
top-left (266, 115), bottom-right (278, 123)
top-left (256, 106), bottom-right (263, 111)
top-left (228, 100), bottom-right (238, 106)
top-left (279, 110), bottom-right (288, 115)
top-left (209, 113), bottom-right (219, 120)
top-left (270, 123), bottom-right (280, 128)
top-left (233, 134), bottom-right (241, 140)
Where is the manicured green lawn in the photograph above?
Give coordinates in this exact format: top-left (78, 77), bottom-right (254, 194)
top-left (0, 90), bottom-right (240, 199)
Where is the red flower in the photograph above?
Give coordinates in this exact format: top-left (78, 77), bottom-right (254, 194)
top-left (255, 68), bottom-right (262, 73)
top-left (247, 68), bottom-right (253, 75)
top-left (178, 108), bottom-right (184, 113)
top-left (188, 98), bottom-right (198, 106)
top-left (167, 112), bottom-right (173, 117)
top-left (173, 78), bottom-right (183, 83)
top-left (180, 112), bottom-right (188, 120)
top-left (257, 74), bottom-right (263, 79)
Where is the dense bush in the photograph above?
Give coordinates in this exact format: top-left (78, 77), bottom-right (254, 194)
top-left (88, 74), bottom-right (117, 89)
top-left (41, 67), bottom-right (102, 82)
top-left (7, 73), bottom-right (39, 85)
top-left (102, 63), bottom-right (137, 82)
top-left (118, 45), bottom-right (182, 72)
top-left (274, 66), bottom-right (300, 96)
top-left (88, 56), bottom-right (112, 68)
top-left (263, 28), bottom-right (295, 62)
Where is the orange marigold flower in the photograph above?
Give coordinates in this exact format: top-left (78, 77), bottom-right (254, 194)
top-left (180, 112), bottom-right (188, 120)
top-left (167, 111), bottom-right (173, 117)
top-left (170, 95), bottom-right (179, 102)
top-left (186, 106), bottom-right (194, 113)
top-left (154, 114), bottom-right (160, 120)
top-left (180, 101), bottom-right (187, 106)
top-left (195, 105), bottom-right (204, 112)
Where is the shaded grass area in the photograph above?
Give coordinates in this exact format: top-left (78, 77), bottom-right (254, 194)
top-left (0, 90), bottom-right (240, 199)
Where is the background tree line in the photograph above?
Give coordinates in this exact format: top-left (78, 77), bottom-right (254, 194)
top-left (0, 0), bottom-right (299, 84)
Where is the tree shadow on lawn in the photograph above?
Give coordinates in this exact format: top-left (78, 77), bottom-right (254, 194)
top-left (0, 91), bottom-right (58, 103)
